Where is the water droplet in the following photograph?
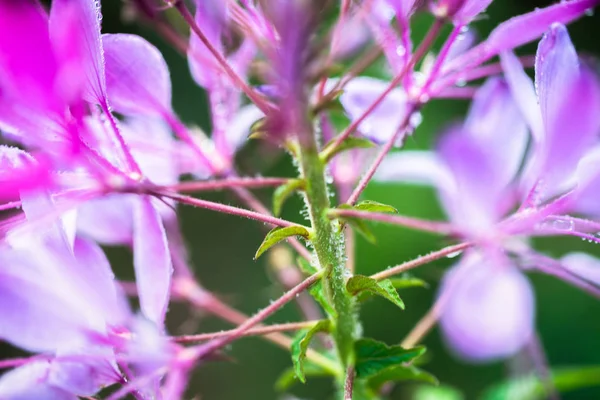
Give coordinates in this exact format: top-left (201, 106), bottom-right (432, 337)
top-left (446, 250), bottom-right (463, 258)
top-left (396, 45), bottom-right (406, 56)
top-left (585, 8), bottom-right (595, 16)
top-left (552, 219), bottom-right (574, 232)
top-left (460, 26), bottom-right (469, 34)
top-left (409, 111), bottom-right (423, 129)
top-left (456, 78), bottom-right (467, 87)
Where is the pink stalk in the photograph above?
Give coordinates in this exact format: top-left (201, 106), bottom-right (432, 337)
top-left (163, 177), bottom-right (290, 193)
top-left (344, 366), bottom-right (355, 400)
top-left (190, 271), bottom-right (323, 360)
top-left (331, 208), bottom-right (454, 236)
top-left (371, 242), bottom-right (472, 281)
top-left (324, 19), bottom-right (444, 157)
top-left (345, 103), bottom-right (419, 205)
top-left (173, 320), bottom-right (321, 344)
top-left (158, 191), bottom-right (300, 228)
top-left (173, 1), bottom-right (273, 114)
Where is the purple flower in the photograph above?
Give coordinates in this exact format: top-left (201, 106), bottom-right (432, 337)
top-left (376, 24), bottom-right (600, 361)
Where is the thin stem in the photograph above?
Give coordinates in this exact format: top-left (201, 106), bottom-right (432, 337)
top-left (191, 271), bottom-right (324, 360)
top-left (172, 276), bottom-right (336, 372)
top-left (371, 242), bottom-right (472, 281)
top-left (100, 101), bottom-right (142, 175)
top-left (173, 1), bottom-right (272, 114)
top-left (157, 191), bottom-right (300, 228)
top-left (162, 177), bottom-right (290, 193)
top-left (330, 208), bottom-right (454, 235)
top-left (345, 103), bottom-right (419, 205)
top-left (344, 366), bottom-right (355, 400)
top-left (173, 320), bottom-right (321, 344)
top-left (322, 19), bottom-right (443, 159)
top-left (526, 333), bottom-right (560, 400)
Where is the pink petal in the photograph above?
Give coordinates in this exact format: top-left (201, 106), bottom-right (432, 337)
top-left (527, 24), bottom-right (600, 196)
top-left (560, 252), bottom-right (600, 286)
top-left (440, 255), bottom-right (535, 362)
top-left (0, 146), bottom-right (52, 201)
top-left (102, 34), bottom-right (172, 116)
top-left (0, 362), bottom-right (77, 400)
top-left (340, 77), bottom-right (411, 144)
top-left (223, 105), bottom-right (264, 157)
top-left (77, 195), bottom-right (134, 245)
top-left (133, 196), bottom-right (173, 326)
top-left (49, 0), bottom-right (107, 104)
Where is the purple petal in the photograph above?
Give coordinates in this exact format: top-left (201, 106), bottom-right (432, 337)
top-left (77, 195), bottom-right (134, 245)
top-left (222, 105), bottom-right (264, 157)
top-left (49, 0), bottom-right (106, 104)
top-left (102, 34), bottom-right (172, 116)
top-left (446, 0), bottom-right (599, 72)
top-left (560, 252), bottom-right (600, 286)
top-left (500, 52), bottom-right (544, 143)
top-left (133, 196), bottom-right (173, 326)
top-left (0, 146), bottom-right (52, 201)
top-left (0, 362), bottom-right (77, 400)
top-left (188, 0), bottom-right (227, 89)
top-left (526, 24), bottom-right (600, 196)
top-left (340, 77), bottom-right (411, 144)
top-left (432, 0), bottom-right (493, 23)
top-left (440, 254), bottom-right (535, 362)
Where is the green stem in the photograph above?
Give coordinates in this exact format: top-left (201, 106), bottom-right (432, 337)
top-left (297, 129), bottom-right (357, 376)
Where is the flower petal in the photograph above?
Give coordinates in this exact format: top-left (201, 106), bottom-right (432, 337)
top-left (340, 77), bottom-right (410, 144)
top-left (133, 196), bottom-right (173, 326)
top-left (102, 34), bottom-right (172, 116)
top-left (560, 252), bottom-right (600, 286)
top-left (0, 362), bottom-right (77, 400)
top-left (526, 24), bottom-right (600, 196)
top-left (49, 0), bottom-right (107, 104)
top-left (440, 254), bottom-right (535, 362)
top-left (77, 195), bottom-right (134, 245)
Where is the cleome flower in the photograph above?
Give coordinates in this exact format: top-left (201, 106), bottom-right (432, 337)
top-left (375, 24), bottom-right (600, 361)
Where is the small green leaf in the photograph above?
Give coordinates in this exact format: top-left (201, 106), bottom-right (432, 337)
top-left (309, 280), bottom-right (337, 317)
top-left (354, 338), bottom-right (426, 378)
top-left (347, 275), bottom-right (405, 310)
top-left (275, 361), bottom-right (332, 391)
top-left (248, 117), bottom-right (267, 140)
top-left (255, 226), bottom-right (310, 259)
top-left (273, 179), bottom-right (305, 216)
top-left (481, 366), bottom-right (600, 400)
top-left (388, 275), bottom-right (429, 289)
top-left (368, 365), bottom-right (438, 391)
top-left (354, 200), bottom-right (398, 214)
top-left (296, 257), bottom-right (319, 275)
top-left (291, 320), bottom-right (332, 383)
top-left (415, 385), bottom-right (464, 400)
top-left (321, 137), bottom-right (376, 163)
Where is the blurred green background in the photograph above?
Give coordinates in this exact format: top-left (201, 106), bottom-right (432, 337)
top-left (96, 1), bottom-right (600, 399)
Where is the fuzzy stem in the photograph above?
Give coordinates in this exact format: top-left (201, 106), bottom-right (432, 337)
top-left (297, 124), bottom-right (358, 377)
top-left (344, 366), bottom-right (355, 400)
top-left (371, 242), bottom-right (472, 281)
top-left (173, 320), bottom-right (321, 343)
top-left (330, 209), bottom-right (454, 235)
top-left (162, 177), bottom-right (290, 193)
top-left (191, 271), bottom-right (324, 360)
top-left (157, 191), bottom-right (300, 228)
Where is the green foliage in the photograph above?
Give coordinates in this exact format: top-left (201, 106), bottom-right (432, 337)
top-left (368, 365), bottom-right (438, 391)
top-left (254, 225), bottom-right (310, 259)
top-left (290, 320), bottom-right (332, 383)
top-left (309, 280), bottom-right (337, 317)
top-left (388, 275), bottom-right (429, 289)
top-left (336, 204), bottom-right (377, 243)
top-left (481, 366), bottom-right (600, 400)
top-left (321, 136), bottom-right (376, 163)
top-left (414, 385), bottom-right (464, 400)
top-left (275, 360), bottom-right (335, 391)
top-left (354, 338), bottom-right (426, 378)
top-left (354, 200), bottom-right (399, 214)
top-left (273, 179), bottom-right (305, 216)
top-left (347, 275), bottom-right (405, 310)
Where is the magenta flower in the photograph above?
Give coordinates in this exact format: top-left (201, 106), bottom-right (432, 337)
top-left (376, 24), bottom-right (600, 361)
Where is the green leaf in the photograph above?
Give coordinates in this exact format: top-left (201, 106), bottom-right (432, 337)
top-left (388, 275), bottom-right (429, 290)
top-left (354, 338), bottom-right (426, 378)
top-left (309, 280), bottom-right (337, 317)
top-left (291, 320), bottom-right (332, 383)
top-left (347, 275), bottom-right (405, 310)
top-left (321, 137), bottom-right (375, 163)
top-left (275, 360), bottom-right (332, 391)
top-left (415, 386), bottom-right (464, 400)
top-left (296, 257), bottom-right (319, 275)
top-left (481, 366), bottom-right (600, 400)
top-left (368, 365), bottom-right (438, 391)
top-left (355, 200), bottom-right (398, 214)
top-left (273, 179), bottom-right (305, 216)
top-left (254, 226), bottom-right (310, 259)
